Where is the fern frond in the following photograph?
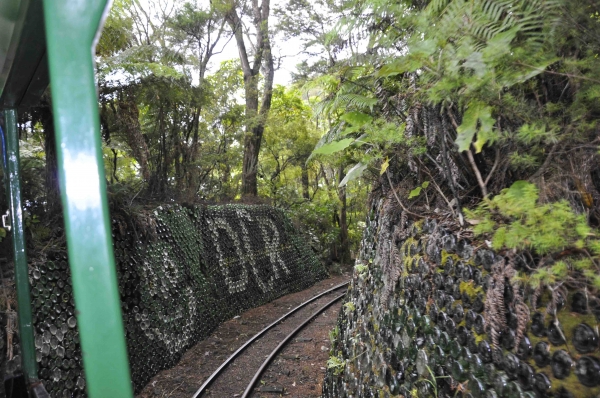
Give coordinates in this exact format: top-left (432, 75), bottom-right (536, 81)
top-left (312, 99), bottom-right (334, 118)
top-left (334, 93), bottom-right (378, 111)
top-left (426, 0), bottom-right (452, 14)
top-left (312, 123), bottom-right (345, 152)
top-left (433, 0), bottom-right (562, 50)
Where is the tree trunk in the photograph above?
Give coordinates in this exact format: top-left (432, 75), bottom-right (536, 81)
top-left (225, 0), bottom-right (274, 197)
top-left (337, 165), bottom-right (351, 264)
top-left (41, 107), bottom-right (60, 215)
top-left (118, 91), bottom-right (151, 181)
top-left (241, 75), bottom-right (262, 196)
top-left (301, 164), bottom-right (310, 199)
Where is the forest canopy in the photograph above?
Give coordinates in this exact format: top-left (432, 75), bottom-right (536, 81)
top-left (3, 0), bottom-right (600, 271)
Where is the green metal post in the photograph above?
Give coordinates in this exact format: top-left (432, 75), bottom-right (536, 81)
top-left (3, 108), bottom-right (38, 384)
top-left (42, 1), bottom-right (133, 397)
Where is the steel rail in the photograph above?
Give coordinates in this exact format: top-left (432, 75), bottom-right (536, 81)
top-left (242, 293), bottom-right (346, 398)
top-left (192, 281), bottom-right (349, 398)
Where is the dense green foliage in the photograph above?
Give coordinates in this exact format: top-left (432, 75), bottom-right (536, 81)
top-left (301, 0), bottom-right (600, 202)
top-left (286, 0), bottom-right (600, 267)
top-left (288, 0), bottom-right (600, 293)
top-left (3, 0), bottom-right (371, 266)
top-left (467, 181), bottom-right (600, 292)
top-left (468, 181), bottom-right (591, 254)
top-left (5, 0), bottom-right (600, 271)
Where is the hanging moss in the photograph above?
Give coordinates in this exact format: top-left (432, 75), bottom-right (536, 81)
top-left (440, 250), bottom-right (460, 270)
top-left (459, 280), bottom-right (484, 300)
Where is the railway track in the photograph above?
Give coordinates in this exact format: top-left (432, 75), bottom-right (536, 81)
top-left (192, 282), bottom-right (349, 398)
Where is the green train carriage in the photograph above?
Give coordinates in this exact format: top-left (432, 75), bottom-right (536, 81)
top-left (1, 1), bottom-right (136, 396)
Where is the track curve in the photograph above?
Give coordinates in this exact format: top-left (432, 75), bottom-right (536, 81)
top-left (241, 293), bottom-right (345, 398)
top-left (192, 282), bottom-right (349, 398)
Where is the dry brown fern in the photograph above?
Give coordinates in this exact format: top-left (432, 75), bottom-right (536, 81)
top-left (378, 193), bottom-right (408, 311)
top-left (530, 286), bottom-right (542, 311)
top-left (484, 256), bottom-right (518, 347)
top-left (514, 298), bottom-right (530, 351)
top-left (485, 252), bottom-right (531, 352)
top-left (506, 253), bottom-right (529, 351)
top-left (6, 310), bottom-right (16, 360)
top-left (484, 259), bottom-right (507, 347)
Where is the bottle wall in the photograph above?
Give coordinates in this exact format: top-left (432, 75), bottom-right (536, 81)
top-left (5, 204), bottom-right (326, 396)
top-left (323, 199), bottom-right (600, 398)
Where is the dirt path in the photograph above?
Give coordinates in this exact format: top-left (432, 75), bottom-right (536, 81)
top-left (137, 273), bottom-right (350, 398)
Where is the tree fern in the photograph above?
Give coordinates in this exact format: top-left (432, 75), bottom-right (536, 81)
top-left (308, 0), bottom-right (599, 214)
top-left (432, 0), bottom-right (561, 50)
top-left (310, 123), bottom-right (345, 155)
top-left (333, 93), bottom-right (378, 111)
